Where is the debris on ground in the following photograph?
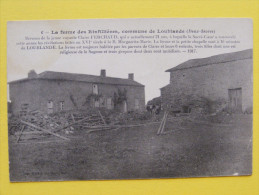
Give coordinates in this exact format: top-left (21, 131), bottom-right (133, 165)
top-left (8, 108), bottom-right (156, 143)
top-left (8, 103), bottom-right (248, 143)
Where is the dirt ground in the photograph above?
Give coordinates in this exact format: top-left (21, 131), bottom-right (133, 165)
top-left (9, 114), bottom-right (252, 182)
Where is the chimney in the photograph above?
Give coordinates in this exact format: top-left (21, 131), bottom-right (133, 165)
top-left (128, 73), bottom-right (134, 80)
top-left (100, 69), bottom-right (106, 77)
top-left (28, 70), bottom-right (38, 78)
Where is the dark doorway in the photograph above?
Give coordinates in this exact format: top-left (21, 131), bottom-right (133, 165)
top-left (182, 105), bottom-right (191, 113)
top-left (228, 88), bottom-right (242, 113)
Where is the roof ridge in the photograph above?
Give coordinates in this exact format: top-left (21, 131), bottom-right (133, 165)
top-left (166, 49), bottom-right (253, 72)
top-left (191, 48), bottom-right (252, 61)
top-left (38, 70), bottom-right (133, 81)
top-left (9, 70), bottom-right (144, 87)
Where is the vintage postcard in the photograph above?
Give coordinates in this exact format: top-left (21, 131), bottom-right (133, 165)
top-left (7, 18), bottom-right (253, 182)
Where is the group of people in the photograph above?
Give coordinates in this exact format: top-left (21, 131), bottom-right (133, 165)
top-left (146, 104), bottom-right (161, 115)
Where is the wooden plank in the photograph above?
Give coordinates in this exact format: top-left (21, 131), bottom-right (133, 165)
top-left (115, 122), bottom-right (160, 128)
top-left (160, 111), bottom-right (168, 134)
top-left (21, 131), bottom-right (45, 135)
top-left (157, 119), bottom-right (164, 135)
top-left (157, 111), bottom-right (167, 135)
top-left (87, 121), bottom-right (161, 129)
top-left (14, 139), bottom-right (66, 145)
top-left (71, 114), bottom-right (75, 123)
top-left (158, 111), bottom-right (168, 134)
top-left (98, 111), bottom-right (107, 125)
top-left (70, 121), bottom-right (160, 131)
top-left (54, 115), bottom-right (94, 132)
top-left (87, 127), bottom-right (119, 133)
top-left (20, 120), bottom-right (70, 141)
top-left (16, 125), bottom-right (26, 143)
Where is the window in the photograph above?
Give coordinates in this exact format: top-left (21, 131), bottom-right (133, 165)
top-left (107, 98), bottom-right (112, 109)
top-left (47, 100), bottom-right (53, 114)
top-left (182, 106), bottom-right (191, 113)
top-left (135, 99), bottom-right (139, 110)
top-left (60, 101), bottom-right (64, 111)
top-left (21, 103), bottom-right (29, 110)
top-left (228, 88), bottom-right (242, 113)
top-left (94, 99), bottom-right (100, 107)
top-left (93, 84), bottom-right (98, 94)
top-left (20, 103), bottom-right (29, 116)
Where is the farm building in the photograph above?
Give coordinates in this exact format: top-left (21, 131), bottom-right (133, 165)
top-left (160, 49), bottom-right (253, 113)
top-left (9, 70), bottom-right (145, 115)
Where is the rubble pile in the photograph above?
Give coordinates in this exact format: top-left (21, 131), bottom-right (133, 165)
top-left (165, 94), bottom-right (228, 115)
top-left (8, 109), bottom-right (109, 142)
top-left (8, 108), bottom-right (155, 143)
top-left (106, 111), bottom-right (153, 125)
top-left (203, 111), bottom-right (235, 124)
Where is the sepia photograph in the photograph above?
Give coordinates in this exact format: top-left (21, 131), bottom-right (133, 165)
top-left (7, 18), bottom-right (253, 182)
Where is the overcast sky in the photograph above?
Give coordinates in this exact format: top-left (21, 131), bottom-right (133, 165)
top-left (7, 18), bottom-right (253, 102)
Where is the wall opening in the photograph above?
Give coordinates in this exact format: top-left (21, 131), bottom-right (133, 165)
top-left (99, 97), bottom-right (106, 107)
top-left (94, 99), bottom-right (100, 107)
top-left (93, 84), bottom-right (98, 95)
top-left (60, 101), bottom-right (64, 111)
top-left (182, 105), bottom-right (191, 113)
top-left (107, 98), bottom-right (112, 109)
top-left (47, 100), bottom-right (53, 114)
top-left (228, 88), bottom-right (242, 113)
top-left (135, 99), bottom-right (139, 110)
top-left (20, 103), bottom-right (29, 116)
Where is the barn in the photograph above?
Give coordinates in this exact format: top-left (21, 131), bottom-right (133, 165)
top-left (9, 70), bottom-right (145, 115)
top-left (160, 49), bottom-right (253, 114)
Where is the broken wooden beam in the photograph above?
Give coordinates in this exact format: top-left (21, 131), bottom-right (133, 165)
top-left (54, 115), bottom-right (94, 132)
top-left (157, 111), bottom-right (166, 135)
top-left (85, 121), bottom-right (161, 130)
top-left (71, 113), bottom-right (75, 123)
top-left (16, 125), bottom-right (26, 143)
top-left (98, 111), bottom-right (107, 125)
top-left (20, 120), bottom-right (70, 141)
top-left (87, 127), bottom-right (120, 133)
top-left (157, 111), bottom-right (168, 135)
top-left (160, 111), bottom-right (168, 134)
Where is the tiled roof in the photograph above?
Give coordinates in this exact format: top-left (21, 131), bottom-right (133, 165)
top-left (165, 49), bottom-right (253, 72)
top-left (9, 71), bottom-right (144, 87)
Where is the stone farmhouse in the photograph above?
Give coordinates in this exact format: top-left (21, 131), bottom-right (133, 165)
top-left (9, 70), bottom-right (145, 115)
top-left (161, 49), bottom-right (253, 113)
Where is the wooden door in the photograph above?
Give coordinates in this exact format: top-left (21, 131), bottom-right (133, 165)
top-left (228, 88), bottom-right (242, 113)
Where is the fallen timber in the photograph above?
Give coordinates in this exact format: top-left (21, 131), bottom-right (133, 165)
top-left (20, 120), bottom-right (70, 141)
top-left (98, 111), bottom-right (107, 125)
top-left (157, 111), bottom-right (168, 135)
top-left (16, 125), bottom-right (25, 143)
top-left (71, 114), bottom-right (75, 123)
top-left (86, 121), bottom-right (161, 133)
top-left (87, 127), bottom-right (120, 134)
top-left (10, 109), bottom-right (163, 143)
top-left (54, 115), bottom-right (97, 132)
